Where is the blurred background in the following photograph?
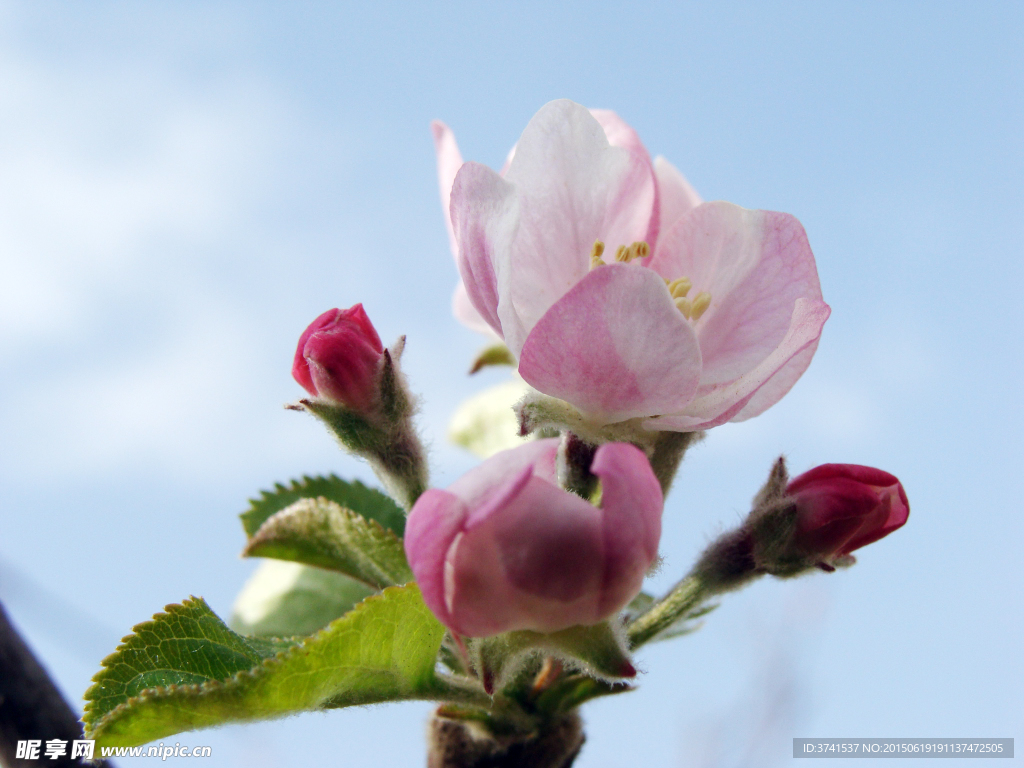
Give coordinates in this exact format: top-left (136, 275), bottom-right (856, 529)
top-left (1, 2), bottom-right (1021, 765)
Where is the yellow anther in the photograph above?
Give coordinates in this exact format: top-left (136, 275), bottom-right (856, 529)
top-left (614, 241), bottom-right (651, 262)
top-left (589, 240), bottom-right (607, 269)
top-left (690, 291), bottom-right (712, 321)
top-left (668, 277), bottom-right (692, 299)
top-left (674, 297), bottom-right (693, 319)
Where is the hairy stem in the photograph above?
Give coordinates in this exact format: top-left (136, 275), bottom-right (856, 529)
top-left (647, 430), bottom-right (703, 498)
top-left (626, 575), bottom-right (706, 649)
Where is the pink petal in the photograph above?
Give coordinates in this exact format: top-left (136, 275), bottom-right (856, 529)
top-left (451, 281), bottom-right (499, 338)
top-left (448, 438), bottom-right (559, 512)
top-left (519, 263), bottom-right (702, 423)
top-left (487, 476), bottom-right (604, 602)
top-left (448, 473), bottom-right (605, 636)
top-left (845, 485), bottom-right (909, 551)
top-left (727, 305), bottom-right (830, 424)
top-left (591, 108), bottom-right (661, 245)
top-left (650, 203), bottom-right (825, 387)
top-left (788, 463), bottom-right (900, 493)
top-left (450, 161), bottom-right (518, 340)
top-left (647, 297), bottom-right (830, 430)
top-left (431, 120), bottom-right (465, 260)
top-left (654, 156), bottom-right (702, 234)
top-left (498, 100), bottom-right (656, 355)
top-left (403, 489), bottom-right (468, 630)
top-left (591, 443), bottom-right (663, 615)
top-left (497, 107), bottom-right (653, 187)
top-left (590, 109), bottom-right (647, 158)
top-left (499, 143), bottom-right (516, 176)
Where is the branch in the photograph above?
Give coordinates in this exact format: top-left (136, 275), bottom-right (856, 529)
top-left (0, 601), bottom-right (113, 767)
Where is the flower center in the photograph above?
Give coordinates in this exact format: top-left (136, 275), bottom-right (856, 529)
top-left (588, 240), bottom-right (712, 322)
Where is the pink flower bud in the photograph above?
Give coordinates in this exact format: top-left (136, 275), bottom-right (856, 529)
top-left (292, 305), bottom-right (384, 412)
top-left (786, 463), bottom-right (909, 567)
top-left (404, 439), bottom-right (663, 637)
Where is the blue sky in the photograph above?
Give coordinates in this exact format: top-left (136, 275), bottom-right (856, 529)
top-left (1, 2), bottom-right (1021, 765)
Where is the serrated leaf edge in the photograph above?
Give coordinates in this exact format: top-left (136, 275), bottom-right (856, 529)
top-left (83, 596), bottom-right (297, 730)
top-left (244, 497), bottom-right (406, 572)
top-left (84, 585), bottom-right (433, 740)
top-left (242, 474), bottom-right (404, 537)
top-left (241, 499), bottom-right (409, 589)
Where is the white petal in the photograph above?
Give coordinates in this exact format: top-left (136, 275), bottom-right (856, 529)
top-left (431, 120), bottom-right (464, 259)
top-left (499, 100), bottom-right (656, 354)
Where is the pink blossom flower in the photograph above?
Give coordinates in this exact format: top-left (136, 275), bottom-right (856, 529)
top-left (432, 106), bottom-right (701, 337)
top-left (292, 305), bottom-right (384, 412)
top-left (404, 439), bottom-right (663, 637)
top-left (786, 463), bottom-right (910, 568)
top-left (439, 100), bottom-right (830, 430)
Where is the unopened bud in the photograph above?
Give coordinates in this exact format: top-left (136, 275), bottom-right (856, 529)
top-left (694, 458), bottom-right (909, 590)
top-left (290, 305), bottom-right (427, 509)
top-left (782, 463), bottom-right (910, 572)
top-left (292, 305), bottom-right (384, 412)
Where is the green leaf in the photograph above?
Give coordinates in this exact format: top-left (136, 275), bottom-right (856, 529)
top-left (449, 380), bottom-right (532, 458)
top-left (533, 674), bottom-right (633, 715)
top-left (648, 603), bottom-right (718, 642)
top-left (468, 343), bottom-right (515, 374)
top-left (230, 560), bottom-right (374, 638)
top-left (85, 584), bottom-right (447, 747)
top-left (241, 475), bottom-right (405, 539)
top-left (243, 497), bottom-right (413, 589)
top-left (84, 597), bottom-right (299, 737)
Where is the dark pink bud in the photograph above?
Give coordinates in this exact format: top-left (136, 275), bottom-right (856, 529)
top-left (786, 464), bottom-right (909, 564)
top-left (292, 305), bottom-right (384, 412)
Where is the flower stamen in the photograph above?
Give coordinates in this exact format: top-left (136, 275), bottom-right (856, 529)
top-left (667, 277), bottom-right (692, 299)
top-left (615, 241), bottom-right (650, 262)
top-left (592, 239), bottom-right (651, 268)
top-left (690, 291), bottom-right (712, 321)
top-left (671, 282), bottom-right (711, 322)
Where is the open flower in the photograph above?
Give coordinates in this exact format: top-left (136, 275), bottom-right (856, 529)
top-left (433, 106), bottom-right (702, 338)
top-left (440, 100), bottom-right (830, 431)
top-left (404, 439), bottom-right (662, 637)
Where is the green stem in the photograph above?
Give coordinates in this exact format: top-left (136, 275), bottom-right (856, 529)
top-left (369, 429), bottom-right (428, 511)
top-left (626, 574), bottom-right (707, 649)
